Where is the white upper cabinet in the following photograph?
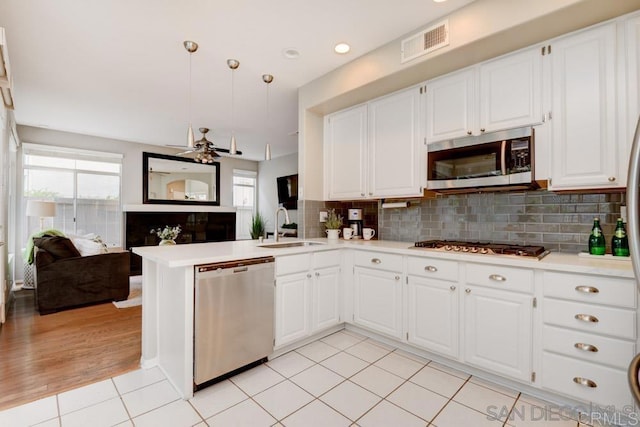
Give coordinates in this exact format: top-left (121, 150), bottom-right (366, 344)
top-left (479, 47), bottom-right (543, 133)
top-left (368, 87), bottom-right (422, 198)
top-left (324, 104), bottom-right (368, 200)
top-left (624, 14), bottom-right (640, 182)
top-left (548, 23), bottom-right (619, 190)
top-left (324, 87), bottom-right (422, 200)
top-left (425, 68), bottom-right (476, 143)
top-left (425, 47), bottom-right (543, 144)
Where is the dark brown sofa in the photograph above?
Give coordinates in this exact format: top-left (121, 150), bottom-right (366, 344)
top-left (33, 236), bottom-right (130, 315)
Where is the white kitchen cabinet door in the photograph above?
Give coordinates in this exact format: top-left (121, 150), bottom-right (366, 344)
top-left (353, 267), bottom-right (403, 339)
top-left (407, 276), bottom-right (459, 358)
top-left (311, 266), bottom-right (341, 333)
top-left (549, 23), bottom-right (619, 190)
top-left (324, 104), bottom-right (368, 200)
top-left (623, 14), bottom-right (640, 185)
top-left (368, 86), bottom-right (423, 198)
top-left (275, 272), bottom-right (311, 347)
top-left (479, 47), bottom-right (543, 133)
top-left (462, 286), bottom-right (533, 382)
top-left (425, 68), bottom-right (476, 144)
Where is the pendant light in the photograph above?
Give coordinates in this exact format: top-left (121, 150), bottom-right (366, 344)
top-left (183, 40), bottom-right (198, 148)
top-left (227, 59), bottom-right (240, 155)
top-left (262, 73), bottom-right (274, 161)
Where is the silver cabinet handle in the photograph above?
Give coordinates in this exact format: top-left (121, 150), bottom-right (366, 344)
top-left (489, 274), bottom-right (506, 282)
top-left (575, 313), bottom-right (599, 323)
top-left (574, 342), bottom-right (599, 353)
top-left (450, 285), bottom-right (456, 291)
top-left (480, 128), bottom-right (486, 132)
top-left (467, 130), bottom-right (472, 135)
top-left (307, 273), bottom-right (312, 278)
top-left (315, 272), bottom-right (320, 277)
top-left (425, 266), bottom-right (438, 273)
top-left (608, 176), bottom-right (616, 182)
top-left (575, 285), bottom-right (599, 294)
top-left (361, 193), bottom-right (365, 196)
top-left (371, 258), bottom-right (381, 264)
top-left (395, 275), bottom-right (400, 281)
top-left (465, 288), bottom-right (471, 293)
top-left (573, 377), bottom-right (597, 388)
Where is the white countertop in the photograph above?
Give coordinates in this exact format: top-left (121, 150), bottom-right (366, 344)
top-left (132, 238), bottom-right (636, 278)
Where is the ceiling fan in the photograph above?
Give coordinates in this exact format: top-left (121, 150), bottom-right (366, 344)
top-left (171, 127), bottom-right (242, 162)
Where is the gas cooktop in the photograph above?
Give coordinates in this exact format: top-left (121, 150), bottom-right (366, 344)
top-left (413, 240), bottom-right (549, 260)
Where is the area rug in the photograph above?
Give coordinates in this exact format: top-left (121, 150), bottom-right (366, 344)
top-left (113, 275), bottom-right (142, 309)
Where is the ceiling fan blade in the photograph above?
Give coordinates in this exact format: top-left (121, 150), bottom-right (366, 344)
top-left (214, 147), bottom-right (243, 155)
top-left (175, 149), bottom-right (195, 155)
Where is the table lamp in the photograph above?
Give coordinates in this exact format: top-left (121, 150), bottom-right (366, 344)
top-left (26, 200), bottom-right (56, 231)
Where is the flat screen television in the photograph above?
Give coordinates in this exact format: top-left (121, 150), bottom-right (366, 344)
top-left (277, 174), bottom-right (298, 210)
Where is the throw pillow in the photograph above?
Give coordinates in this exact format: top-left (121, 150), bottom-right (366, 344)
top-left (33, 236), bottom-right (81, 260)
top-left (67, 233), bottom-right (109, 256)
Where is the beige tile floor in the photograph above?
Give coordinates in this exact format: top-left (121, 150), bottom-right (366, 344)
top-left (0, 330), bottom-right (600, 426)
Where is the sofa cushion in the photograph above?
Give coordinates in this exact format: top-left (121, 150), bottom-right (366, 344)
top-left (68, 234), bottom-right (108, 256)
top-left (33, 236), bottom-right (81, 260)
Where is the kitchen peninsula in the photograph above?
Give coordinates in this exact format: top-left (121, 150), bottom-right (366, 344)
top-left (134, 238), bottom-right (636, 419)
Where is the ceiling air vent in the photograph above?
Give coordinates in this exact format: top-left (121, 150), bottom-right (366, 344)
top-left (401, 20), bottom-right (449, 63)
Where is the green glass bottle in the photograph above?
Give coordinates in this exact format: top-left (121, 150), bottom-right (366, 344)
top-left (588, 217), bottom-right (606, 255)
top-left (611, 218), bottom-right (630, 257)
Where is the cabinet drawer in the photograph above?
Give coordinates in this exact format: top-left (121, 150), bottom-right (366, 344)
top-left (543, 298), bottom-right (636, 340)
top-left (543, 271), bottom-right (636, 309)
top-left (466, 263), bottom-right (533, 293)
top-left (354, 251), bottom-right (403, 272)
top-left (542, 325), bottom-right (635, 370)
top-left (276, 253), bottom-right (311, 276)
top-left (542, 351), bottom-right (633, 409)
top-left (314, 250), bottom-right (341, 269)
top-left (407, 256), bottom-right (458, 282)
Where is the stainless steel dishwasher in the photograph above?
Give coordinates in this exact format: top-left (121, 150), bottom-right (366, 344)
top-left (194, 256), bottom-right (275, 389)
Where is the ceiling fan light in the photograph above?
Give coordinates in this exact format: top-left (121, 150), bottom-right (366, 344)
top-left (187, 125), bottom-right (195, 148)
top-left (229, 135), bottom-right (237, 155)
top-left (265, 143), bottom-right (272, 161)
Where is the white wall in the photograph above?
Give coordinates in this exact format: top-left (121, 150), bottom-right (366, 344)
top-left (298, 0), bottom-right (640, 200)
top-left (258, 153), bottom-right (298, 232)
top-left (16, 125), bottom-right (258, 206)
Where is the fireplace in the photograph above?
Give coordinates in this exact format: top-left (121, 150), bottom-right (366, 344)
top-left (124, 207), bottom-right (236, 275)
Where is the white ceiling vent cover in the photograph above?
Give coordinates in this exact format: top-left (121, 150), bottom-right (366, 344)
top-left (401, 20), bottom-right (449, 63)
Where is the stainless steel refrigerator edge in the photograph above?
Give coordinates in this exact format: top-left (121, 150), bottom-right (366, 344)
top-left (626, 117), bottom-right (640, 404)
top-left (194, 257), bottom-right (275, 388)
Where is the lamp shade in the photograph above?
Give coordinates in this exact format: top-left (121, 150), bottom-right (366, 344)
top-left (26, 200), bottom-right (56, 218)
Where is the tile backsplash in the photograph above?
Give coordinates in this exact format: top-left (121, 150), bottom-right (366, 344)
top-left (302, 190), bottom-right (625, 253)
top-left (379, 190), bottom-right (624, 253)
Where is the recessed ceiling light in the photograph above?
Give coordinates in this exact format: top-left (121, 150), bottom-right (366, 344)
top-left (433, 0), bottom-right (447, 2)
top-left (334, 43), bottom-right (351, 54)
top-left (282, 48), bottom-right (300, 59)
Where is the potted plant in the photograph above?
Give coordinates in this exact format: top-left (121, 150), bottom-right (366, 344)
top-left (249, 212), bottom-right (266, 240)
top-left (324, 209), bottom-right (343, 240)
top-left (151, 225), bottom-right (181, 245)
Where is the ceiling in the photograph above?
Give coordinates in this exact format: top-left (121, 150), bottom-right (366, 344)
top-left (0, 0), bottom-right (474, 161)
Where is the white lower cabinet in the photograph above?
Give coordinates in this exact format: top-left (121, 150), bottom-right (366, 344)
top-left (541, 271), bottom-right (637, 410)
top-left (407, 256), bottom-right (459, 358)
top-left (275, 251), bottom-right (341, 348)
top-left (462, 285), bottom-right (533, 382)
top-left (353, 251), bottom-right (403, 339)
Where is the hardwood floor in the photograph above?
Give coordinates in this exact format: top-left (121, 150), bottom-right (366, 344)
top-left (0, 288), bottom-right (141, 411)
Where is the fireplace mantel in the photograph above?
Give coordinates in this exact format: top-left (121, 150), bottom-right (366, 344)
top-left (123, 204), bottom-right (236, 213)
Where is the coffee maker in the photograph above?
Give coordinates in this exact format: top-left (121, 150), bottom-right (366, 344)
top-left (348, 208), bottom-right (363, 239)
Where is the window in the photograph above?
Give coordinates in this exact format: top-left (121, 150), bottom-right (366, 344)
top-left (233, 169), bottom-right (257, 240)
top-left (22, 144), bottom-right (123, 247)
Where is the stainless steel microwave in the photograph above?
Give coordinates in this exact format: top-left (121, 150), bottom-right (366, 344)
top-left (427, 127), bottom-right (535, 192)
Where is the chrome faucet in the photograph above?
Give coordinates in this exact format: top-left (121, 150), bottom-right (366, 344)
top-left (274, 207), bottom-right (291, 242)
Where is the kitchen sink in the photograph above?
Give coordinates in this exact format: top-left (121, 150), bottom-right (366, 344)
top-left (259, 241), bottom-right (326, 249)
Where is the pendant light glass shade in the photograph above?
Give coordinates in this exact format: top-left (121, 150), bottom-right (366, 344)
top-left (227, 59), bottom-right (240, 155)
top-left (184, 41), bottom-right (198, 149)
top-left (263, 74), bottom-right (274, 161)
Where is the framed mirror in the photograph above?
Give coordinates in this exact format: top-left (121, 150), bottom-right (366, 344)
top-left (143, 152), bottom-right (220, 205)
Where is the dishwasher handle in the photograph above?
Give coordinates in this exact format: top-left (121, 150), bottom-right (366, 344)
top-left (197, 256), bottom-right (274, 273)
